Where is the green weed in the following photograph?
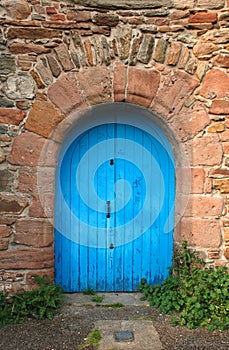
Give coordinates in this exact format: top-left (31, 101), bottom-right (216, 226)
top-left (139, 241), bottom-right (229, 331)
top-left (0, 274), bottom-right (64, 328)
top-left (79, 328), bottom-right (102, 349)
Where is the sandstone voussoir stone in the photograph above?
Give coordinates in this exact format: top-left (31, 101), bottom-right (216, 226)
top-left (48, 73), bottom-right (83, 114)
top-left (77, 67), bottom-right (112, 105)
top-left (126, 67), bottom-right (160, 107)
top-left (25, 94), bottom-right (64, 138)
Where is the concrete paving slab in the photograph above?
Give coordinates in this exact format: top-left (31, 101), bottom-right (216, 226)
top-left (65, 292), bottom-right (149, 306)
top-left (94, 320), bottom-right (163, 350)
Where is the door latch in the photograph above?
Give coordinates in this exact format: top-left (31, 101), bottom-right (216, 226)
top-left (106, 200), bottom-right (110, 218)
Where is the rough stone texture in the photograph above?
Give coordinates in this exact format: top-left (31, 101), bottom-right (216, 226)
top-left (0, 108), bottom-right (26, 125)
top-left (5, 75), bottom-right (36, 100)
top-left (73, 0), bottom-right (173, 9)
top-left (25, 93), bottom-right (64, 138)
top-left (153, 38), bottom-right (168, 63)
top-left (187, 134), bottom-right (223, 166)
top-left (0, 169), bottom-right (14, 191)
top-left (7, 28), bottom-right (62, 40)
top-left (171, 104), bottom-right (210, 140)
top-left (200, 69), bottom-right (229, 99)
top-left (178, 218), bottom-right (221, 248)
top-left (54, 44), bottom-right (74, 71)
top-left (34, 60), bottom-right (53, 86)
top-left (14, 219), bottom-right (53, 248)
top-left (0, 54), bottom-right (16, 75)
top-left (113, 62), bottom-right (128, 101)
top-left (210, 100), bottom-right (229, 115)
top-left (0, 193), bottom-right (28, 215)
top-left (77, 67), bottom-right (112, 104)
top-left (3, 0), bottom-right (31, 20)
top-left (48, 73), bottom-right (83, 114)
top-left (0, 248), bottom-right (54, 269)
top-left (166, 42), bottom-right (182, 65)
top-left (152, 70), bottom-right (199, 119)
top-left (9, 42), bottom-right (50, 55)
top-left (184, 195), bottom-right (223, 217)
top-left (197, 0), bottom-right (225, 9)
top-left (126, 67), bottom-right (160, 107)
top-left (8, 132), bottom-right (46, 166)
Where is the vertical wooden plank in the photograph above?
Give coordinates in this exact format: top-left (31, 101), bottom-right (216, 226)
top-left (78, 132), bottom-right (89, 291)
top-left (114, 124), bottom-right (125, 291)
top-left (96, 125), bottom-right (108, 291)
top-left (132, 126), bottom-right (144, 291)
top-left (106, 123), bottom-right (115, 291)
top-left (70, 140), bottom-right (81, 291)
top-left (122, 124), bottom-right (134, 291)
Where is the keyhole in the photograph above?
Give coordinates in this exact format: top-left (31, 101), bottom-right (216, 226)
top-left (110, 159), bottom-right (114, 165)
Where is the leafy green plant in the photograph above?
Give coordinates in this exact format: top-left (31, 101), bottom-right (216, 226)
top-left (139, 241), bottom-right (229, 330)
top-left (0, 274), bottom-right (64, 328)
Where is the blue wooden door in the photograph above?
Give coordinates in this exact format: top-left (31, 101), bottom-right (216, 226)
top-left (55, 123), bottom-right (175, 292)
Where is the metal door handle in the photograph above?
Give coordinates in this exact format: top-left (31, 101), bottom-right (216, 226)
top-left (106, 200), bottom-right (110, 218)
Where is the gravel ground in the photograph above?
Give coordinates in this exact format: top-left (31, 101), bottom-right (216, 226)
top-left (0, 303), bottom-right (228, 350)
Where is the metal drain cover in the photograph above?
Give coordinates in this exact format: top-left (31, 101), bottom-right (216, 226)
top-left (114, 331), bottom-right (134, 342)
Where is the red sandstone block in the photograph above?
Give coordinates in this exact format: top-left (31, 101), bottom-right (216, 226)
top-left (210, 100), bottom-right (229, 115)
top-left (212, 54), bottom-right (229, 68)
top-left (0, 248), bottom-right (54, 269)
top-left (152, 70), bottom-right (199, 119)
top-left (9, 42), bottom-right (50, 55)
top-left (113, 62), bottom-right (128, 102)
top-left (48, 73), bottom-right (83, 114)
top-left (77, 67), bottom-right (112, 105)
top-left (8, 132), bottom-right (45, 166)
top-left (126, 67), bottom-right (160, 107)
top-left (220, 130), bottom-right (229, 142)
top-left (0, 193), bottom-right (29, 215)
top-left (7, 28), bottom-right (61, 40)
top-left (29, 193), bottom-right (54, 218)
top-left (49, 14), bottom-right (66, 21)
top-left (54, 43), bottom-right (74, 71)
top-left (46, 6), bottom-right (57, 15)
top-left (84, 40), bottom-right (94, 66)
top-left (0, 226), bottom-right (12, 238)
top-left (187, 134), bottom-right (223, 166)
top-left (178, 217), bottom-right (221, 248)
top-left (171, 104), bottom-right (210, 140)
top-left (25, 93), bottom-right (64, 138)
top-left (0, 108), bottom-right (26, 125)
top-left (184, 195), bottom-right (223, 217)
top-left (14, 219), bottom-right (53, 248)
top-left (189, 12), bottom-right (217, 23)
top-left (200, 69), bottom-right (229, 99)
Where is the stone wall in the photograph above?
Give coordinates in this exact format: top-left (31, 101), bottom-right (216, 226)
top-left (0, 0), bottom-right (229, 293)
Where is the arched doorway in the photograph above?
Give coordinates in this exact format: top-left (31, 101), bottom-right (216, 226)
top-left (55, 103), bottom-right (175, 292)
